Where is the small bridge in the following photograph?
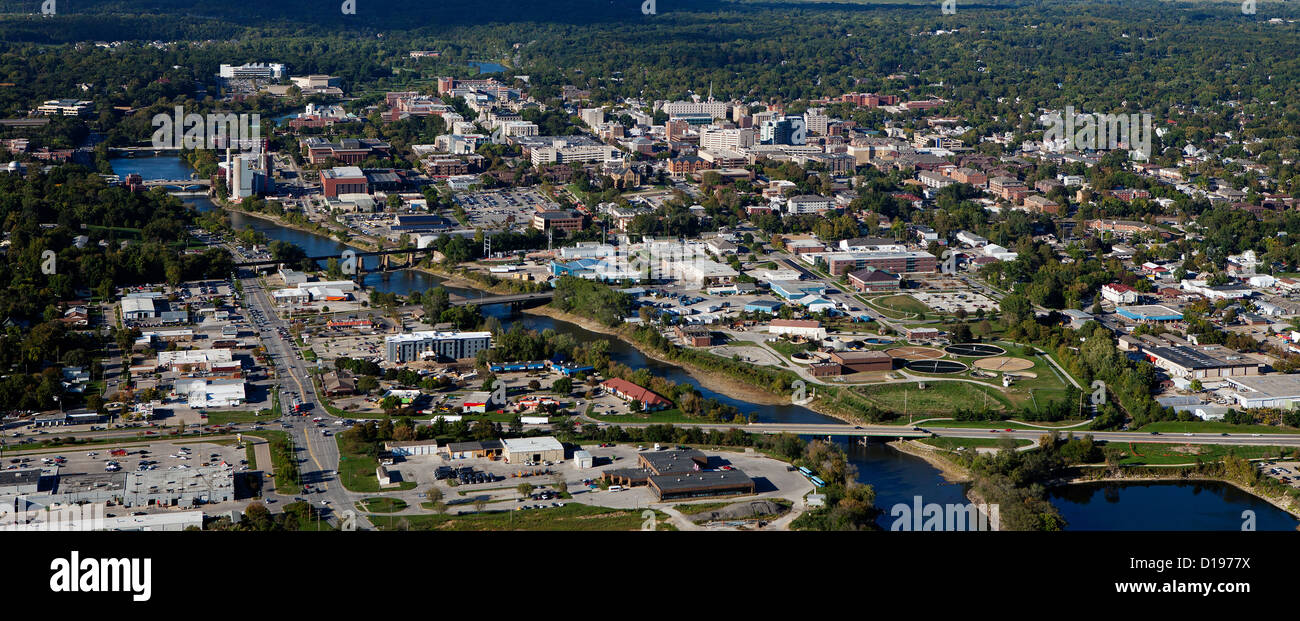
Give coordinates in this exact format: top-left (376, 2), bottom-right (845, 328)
top-left (233, 246), bottom-right (433, 269)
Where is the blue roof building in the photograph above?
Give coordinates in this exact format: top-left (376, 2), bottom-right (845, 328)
top-left (744, 300), bottom-right (783, 313)
top-left (769, 281), bottom-right (828, 300)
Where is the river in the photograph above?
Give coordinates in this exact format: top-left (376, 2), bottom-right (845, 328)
top-left (111, 155), bottom-right (1300, 530)
top-left (1050, 481), bottom-right (1298, 531)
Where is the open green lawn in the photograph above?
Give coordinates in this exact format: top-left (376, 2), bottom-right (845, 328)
top-left (375, 503), bottom-right (676, 531)
top-left (767, 339), bottom-right (816, 359)
top-left (920, 436), bottom-right (1033, 451)
top-left (903, 347), bottom-right (1073, 409)
top-left (1135, 421), bottom-right (1300, 435)
top-left (336, 437), bottom-right (417, 493)
top-left (357, 497), bottom-right (409, 513)
top-left (853, 381), bottom-right (1013, 415)
top-left (242, 430), bottom-right (300, 495)
top-left (872, 294), bottom-right (931, 317)
top-left (206, 411), bottom-right (275, 425)
top-left (673, 501), bottom-right (733, 515)
top-left (1102, 441), bottom-right (1300, 465)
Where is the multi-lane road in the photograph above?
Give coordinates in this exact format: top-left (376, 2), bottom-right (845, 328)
top-left (239, 269), bottom-right (370, 529)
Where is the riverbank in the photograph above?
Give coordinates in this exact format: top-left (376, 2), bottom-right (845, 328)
top-left (888, 439), bottom-right (1000, 530)
top-left (522, 304), bottom-right (797, 408)
top-left (213, 200), bottom-right (384, 252)
top-left (889, 439), bottom-right (973, 484)
top-left (1068, 468), bottom-right (1300, 521)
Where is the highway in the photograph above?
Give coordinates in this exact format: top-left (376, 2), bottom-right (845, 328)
top-left (239, 269), bottom-right (370, 529)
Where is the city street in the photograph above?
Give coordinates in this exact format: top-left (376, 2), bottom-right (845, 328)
top-left (238, 268), bottom-right (372, 529)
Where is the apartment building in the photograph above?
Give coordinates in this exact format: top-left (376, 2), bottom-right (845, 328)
top-left (384, 331), bottom-right (493, 363)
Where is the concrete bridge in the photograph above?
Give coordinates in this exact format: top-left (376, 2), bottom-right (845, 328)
top-left (108, 146), bottom-right (185, 156)
top-left (233, 246), bottom-right (434, 269)
top-left (448, 291), bottom-right (554, 307)
top-left (595, 421), bottom-right (933, 438)
top-left (141, 178), bottom-right (211, 190)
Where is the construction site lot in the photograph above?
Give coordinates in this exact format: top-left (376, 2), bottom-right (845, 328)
top-left (709, 344), bottom-right (785, 367)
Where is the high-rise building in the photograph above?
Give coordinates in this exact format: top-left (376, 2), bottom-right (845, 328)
top-left (700, 127), bottom-right (756, 151)
top-left (804, 108), bottom-right (830, 135)
top-left (579, 107), bottom-right (606, 128)
top-left (225, 142), bottom-right (272, 201)
top-left (218, 63), bottom-right (286, 80)
top-left (760, 116), bottom-right (807, 146)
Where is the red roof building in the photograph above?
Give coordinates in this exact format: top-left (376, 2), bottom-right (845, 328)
top-left (601, 378), bottom-right (672, 411)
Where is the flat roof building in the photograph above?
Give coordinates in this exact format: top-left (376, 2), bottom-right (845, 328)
top-left (648, 470), bottom-right (755, 501)
top-left (829, 350), bottom-right (893, 373)
top-left (502, 436), bottom-right (565, 464)
top-left (121, 297), bottom-right (156, 319)
top-left (445, 439), bottom-right (503, 459)
top-left (384, 331), bottom-right (492, 363)
top-left (1142, 345), bottom-right (1260, 379)
top-left (1117, 304), bottom-right (1183, 323)
top-left (1225, 375), bottom-right (1300, 409)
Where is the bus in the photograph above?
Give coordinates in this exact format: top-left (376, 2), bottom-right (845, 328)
top-left (808, 476), bottom-right (826, 488)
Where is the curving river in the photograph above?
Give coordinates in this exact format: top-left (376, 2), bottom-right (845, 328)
top-left (114, 155), bottom-right (1300, 531)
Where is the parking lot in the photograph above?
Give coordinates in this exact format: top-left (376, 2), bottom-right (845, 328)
top-left (404, 443), bottom-right (812, 514)
top-left (911, 290), bottom-right (997, 315)
top-left (8, 438), bottom-right (245, 472)
top-left (454, 188), bottom-right (559, 230)
top-left (1260, 460), bottom-right (1300, 488)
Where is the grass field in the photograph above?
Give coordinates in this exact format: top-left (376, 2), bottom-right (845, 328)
top-left (336, 437), bottom-right (418, 493)
top-left (375, 503), bottom-right (676, 531)
top-left (1135, 421), bottom-right (1300, 435)
top-left (767, 339), bottom-right (816, 359)
top-left (207, 411), bottom-right (276, 425)
top-left (853, 381), bottom-right (1013, 416)
top-left (357, 497), bottom-right (409, 513)
top-left (902, 349), bottom-right (1073, 409)
top-left (672, 501), bottom-right (733, 515)
top-left (1104, 441), bottom-right (1300, 465)
top-left (242, 430), bottom-right (300, 495)
top-left (873, 294), bottom-right (931, 318)
top-left (920, 436), bottom-right (1033, 450)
